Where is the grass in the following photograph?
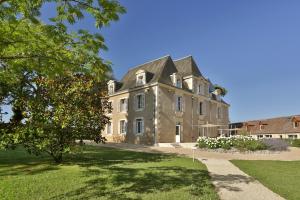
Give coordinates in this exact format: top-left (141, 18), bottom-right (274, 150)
top-left (231, 160), bottom-right (300, 200)
top-left (0, 145), bottom-right (218, 200)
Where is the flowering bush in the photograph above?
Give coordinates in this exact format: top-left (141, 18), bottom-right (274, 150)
top-left (196, 136), bottom-right (267, 151)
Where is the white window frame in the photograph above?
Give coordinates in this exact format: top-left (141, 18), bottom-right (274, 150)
top-left (119, 119), bottom-right (127, 134)
top-left (106, 121), bottom-right (112, 134)
top-left (108, 83), bottom-right (115, 95)
top-left (135, 117), bottom-right (144, 135)
top-left (288, 135), bottom-right (297, 139)
top-left (136, 73), bottom-right (146, 86)
top-left (176, 78), bottom-right (182, 88)
top-left (135, 93), bottom-right (145, 111)
top-left (175, 95), bottom-right (183, 112)
top-left (119, 98), bottom-right (128, 113)
top-left (260, 125), bottom-right (264, 130)
top-left (107, 100), bottom-right (113, 115)
top-left (199, 101), bottom-right (203, 115)
top-left (198, 84), bottom-right (202, 95)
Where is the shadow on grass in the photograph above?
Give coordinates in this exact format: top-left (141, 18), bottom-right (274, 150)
top-left (49, 165), bottom-right (212, 200)
top-left (210, 173), bottom-right (255, 192)
top-left (0, 145), bottom-right (215, 200)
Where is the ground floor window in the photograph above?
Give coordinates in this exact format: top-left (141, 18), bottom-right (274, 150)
top-left (265, 135), bottom-right (272, 138)
top-left (119, 120), bottom-right (127, 134)
top-left (257, 135), bottom-right (263, 139)
top-left (288, 135), bottom-right (298, 139)
top-left (107, 122), bottom-right (112, 134)
top-left (135, 118), bottom-right (144, 134)
top-left (176, 123), bottom-right (181, 136)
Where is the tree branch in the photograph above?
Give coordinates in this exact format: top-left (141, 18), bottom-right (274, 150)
top-left (0, 0), bottom-right (7, 5)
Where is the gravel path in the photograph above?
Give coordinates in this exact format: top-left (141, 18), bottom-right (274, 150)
top-left (200, 158), bottom-right (285, 200)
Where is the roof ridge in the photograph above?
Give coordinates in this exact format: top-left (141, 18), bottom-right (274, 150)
top-left (243, 114), bottom-right (300, 123)
top-left (173, 55), bottom-right (193, 61)
top-left (126, 55), bottom-right (171, 72)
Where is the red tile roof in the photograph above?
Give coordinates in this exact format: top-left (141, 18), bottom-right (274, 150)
top-left (241, 115), bottom-right (300, 135)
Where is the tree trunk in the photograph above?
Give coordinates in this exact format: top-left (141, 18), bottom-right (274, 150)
top-left (53, 153), bottom-right (63, 164)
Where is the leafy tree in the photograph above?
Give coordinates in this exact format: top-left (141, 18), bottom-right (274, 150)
top-left (213, 84), bottom-right (228, 96)
top-left (0, 0), bottom-right (125, 162)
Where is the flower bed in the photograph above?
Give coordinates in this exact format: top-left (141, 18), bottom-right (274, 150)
top-left (196, 136), bottom-right (267, 151)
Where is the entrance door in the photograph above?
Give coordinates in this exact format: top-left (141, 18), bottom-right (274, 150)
top-left (175, 124), bottom-right (181, 143)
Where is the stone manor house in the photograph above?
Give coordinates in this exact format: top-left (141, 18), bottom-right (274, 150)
top-left (102, 55), bottom-right (230, 145)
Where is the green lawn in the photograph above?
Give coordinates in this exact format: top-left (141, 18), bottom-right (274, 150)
top-left (0, 146), bottom-right (218, 200)
top-left (231, 160), bottom-right (300, 200)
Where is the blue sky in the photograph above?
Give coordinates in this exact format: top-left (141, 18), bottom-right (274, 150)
top-left (2, 0), bottom-right (300, 122)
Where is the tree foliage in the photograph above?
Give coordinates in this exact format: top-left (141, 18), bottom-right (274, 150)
top-left (213, 84), bottom-right (228, 97)
top-left (0, 0), bottom-right (125, 162)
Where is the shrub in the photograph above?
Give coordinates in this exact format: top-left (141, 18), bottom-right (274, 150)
top-left (287, 139), bottom-right (300, 147)
top-left (197, 136), bottom-right (268, 151)
top-left (261, 139), bottom-right (289, 151)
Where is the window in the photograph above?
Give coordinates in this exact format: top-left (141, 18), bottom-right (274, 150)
top-left (135, 118), bottom-right (144, 134)
top-left (119, 98), bottom-right (127, 112)
top-left (176, 78), bottom-right (182, 88)
top-left (136, 75), bottom-right (145, 86)
top-left (107, 122), bottom-right (112, 134)
top-left (176, 123), bottom-right (181, 136)
top-left (108, 101), bottom-right (112, 114)
top-left (199, 102), bottom-right (203, 115)
top-left (198, 84), bottom-right (202, 95)
top-left (265, 135), bottom-right (272, 138)
top-left (176, 96), bottom-right (183, 112)
top-left (288, 135), bottom-right (297, 139)
top-left (119, 120), bottom-right (127, 134)
top-left (260, 125), bottom-right (264, 130)
top-left (294, 122), bottom-right (299, 128)
top-left (135, 94), bottom-right (145, 110)
top-left (108, 84), bottom-right (114, 95)
top-left (257, 135), bottom-right (263, 139)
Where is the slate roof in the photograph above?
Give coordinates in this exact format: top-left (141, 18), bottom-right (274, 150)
top-left (114, 55), bottom-right (228, 105)
top-left (173, 56), bottom-right (203, 77)
top-left (118, 55), bottom-right (177, 91)
top-left (233, 115), bottom-right (300, 134)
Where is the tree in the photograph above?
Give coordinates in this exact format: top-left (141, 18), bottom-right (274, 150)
top-left (213, 84), bottom-right (228, 97)
top-left (0, 0), bottom-right (125, 162)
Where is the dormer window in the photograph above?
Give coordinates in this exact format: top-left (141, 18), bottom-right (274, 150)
top-left (136, 70), bottom-right (146, 86)
top-left (260, 125), bottom-right (264, 130)
top-left (172, 73), bottom-right (182, 88)
top-left (176, 78), bottom-right (182, 88)
top-left (107, 80), bottom-right (115, 95)
top-left (294, 121), bottom-right (299, 128)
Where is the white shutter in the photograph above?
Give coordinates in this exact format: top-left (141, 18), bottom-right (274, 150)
top-left (142, 94), bottom-right (145, 108)
top-left (142, 119), bottom-right (144, 134)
